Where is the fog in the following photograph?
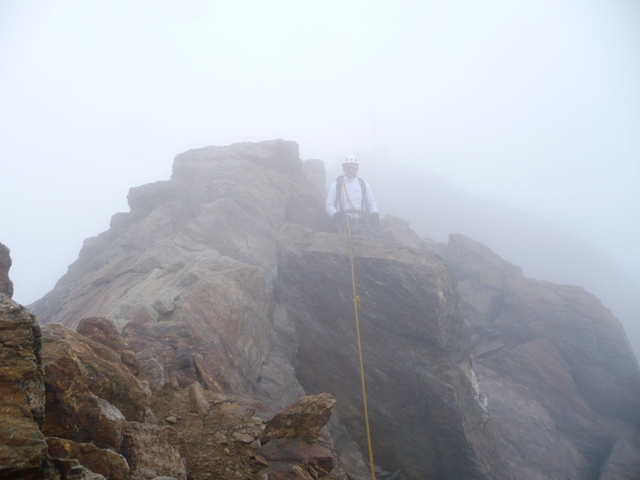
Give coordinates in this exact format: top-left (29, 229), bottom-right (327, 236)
top-left (1, 2), bottom-right (639, 352)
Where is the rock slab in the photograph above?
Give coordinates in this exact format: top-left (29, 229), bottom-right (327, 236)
top-left (261, 393), bottom-right (336, 444)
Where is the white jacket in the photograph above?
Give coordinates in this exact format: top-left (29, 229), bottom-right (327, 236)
top-left (326, 176), bottom-right (378, 219)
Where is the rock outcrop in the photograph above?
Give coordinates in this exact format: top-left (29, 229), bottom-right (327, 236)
top-left (439, 234), bottom-right (640, 479)
top-left (30, 140), bottom-right (323, 412)
top-left (0, 241), bottom-right (13, 298)
top-left (0, 295), bottom-right (47, 479)
top-left (41, 322), bottom-right (150, 447)
top-left (1, 282), bottom-right (192, 479)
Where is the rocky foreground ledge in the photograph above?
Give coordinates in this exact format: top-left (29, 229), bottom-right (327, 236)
top-left (0, 299), bottom-right (346, 479)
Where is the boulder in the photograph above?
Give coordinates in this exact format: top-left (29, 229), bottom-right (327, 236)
top-left (275, 224), bottom-right (513, 480)
top-left (258, 438), bottom-right (334, 477)
top-left (76, 316), bottom-right (142, 375)
top-left (138, 356), bottom-right (165, 394)
top-left (41, 323), bottom-right (149, 449)
top-left (187, 382), bottom-right (210, 414)
top-left (372, 215), bottom-right (423, 249)
top-left (49, 457), bottom-right (106, 480)
top-left (0, 242), bottom-right (13, 298)
top-left (0, 295), bottom-right (47, 479)
top-left (46, 437), bottom-right (129, 480)
top-left (119, 422), bottom-right (187, 480)
top-left (258, 461), bottom-right (316, 480)
top-left (261, 393), bottom-right (336, 444)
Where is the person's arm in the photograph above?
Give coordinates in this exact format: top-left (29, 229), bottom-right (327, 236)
top-left (326, 182), bottom-right (338, 217)
top-left (364, 182), bottom-right (378, 213)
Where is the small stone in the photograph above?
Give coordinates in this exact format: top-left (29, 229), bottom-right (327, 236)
top-left (166, 416), bottom-right (177, 424)
top-left (187, 382), bottom-right (210, 414)
top-left (232, 432), bottom-right (255, 443)
top-left (260, 393), bottom-right (335, 444)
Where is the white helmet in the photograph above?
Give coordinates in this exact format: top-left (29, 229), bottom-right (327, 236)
top-left (343, 155), bottom-right (358, 166)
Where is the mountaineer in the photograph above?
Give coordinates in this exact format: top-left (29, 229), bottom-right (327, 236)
top-left (325, 156), bottom-right (379, 236)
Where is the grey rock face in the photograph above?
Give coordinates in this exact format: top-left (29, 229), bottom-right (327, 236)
top-left (599, 439), bottom-right (640, 480)
top-left (441, 233), bottom-right (640, 479)
top-left (29, 140), bottom-right (324, 410)
top-left (274, 224), bottom-right (513, 480)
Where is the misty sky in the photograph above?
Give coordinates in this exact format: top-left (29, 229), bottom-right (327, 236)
top-left (1, 1), bottom-right (639, 308)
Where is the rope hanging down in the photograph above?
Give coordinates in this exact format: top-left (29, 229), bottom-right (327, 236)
top-left (345, 217), bottom-right (377, 480)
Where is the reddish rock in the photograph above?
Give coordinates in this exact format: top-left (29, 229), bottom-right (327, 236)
top-left (261, 393), bottom-right (336, 444)
top-left (0, 296), bottom-right (48, 479)
top-left (123, 320), bottom-right (235, 391)
top-left (259, 461), bottom-right (316, 480)
top-left (259, 438), bottom-right (334, 476)
top-left (49, 458), bottom-right (107, 480)
top-left (42, 323), bottom-right (149, 421)
top-left (41, 323), bottom-right (149, 449)
top-left (0, 242), bottom-right (13, 298)
top-left (119, 422), bottom-right (188, 480)
top-left (76, 316), bottom-right (142, 375)
top-left (46, 436), bottom-right (129, 480)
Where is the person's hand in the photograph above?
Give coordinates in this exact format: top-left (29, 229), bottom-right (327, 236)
top-left (333, 211), bottom-right (347, 223)
top-left (370, 212), bottom-right (379, 227)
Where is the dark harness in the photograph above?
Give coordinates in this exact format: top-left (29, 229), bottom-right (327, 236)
top-left (334, 175), bottom-right (368, 214)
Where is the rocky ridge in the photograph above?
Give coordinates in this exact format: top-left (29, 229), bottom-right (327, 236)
top-left (0, 139), bottom-right (635, 479)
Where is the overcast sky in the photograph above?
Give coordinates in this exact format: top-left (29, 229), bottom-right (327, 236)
top-left (1, 1), bottom-right (639, 309)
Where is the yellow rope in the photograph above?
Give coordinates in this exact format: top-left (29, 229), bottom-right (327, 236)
top-left (346, 217), bottom-right (377, 480)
